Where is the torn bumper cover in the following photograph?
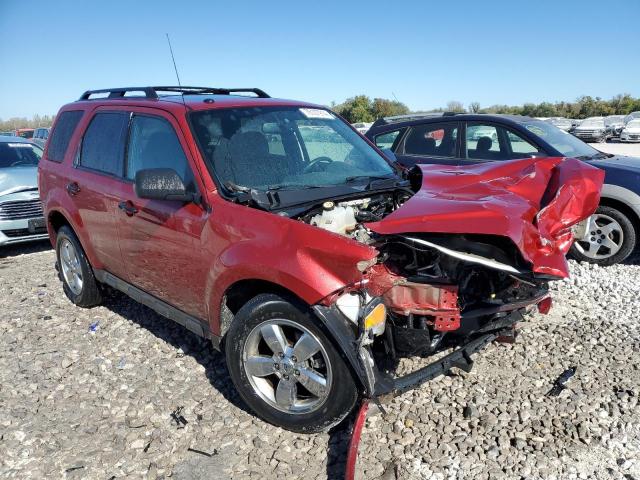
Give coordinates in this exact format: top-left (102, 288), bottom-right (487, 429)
top-left (313, 303), bottom-right (525, 398)
top-left (366, 156), bottom-right (605, 278)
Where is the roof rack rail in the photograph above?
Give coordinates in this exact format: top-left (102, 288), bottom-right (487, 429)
top-left (79, 87), bottom-right (159, 100)
top-left (152, 86), bottom-right (271, 98)
top-left (79, 86), bottom-right (270, 101)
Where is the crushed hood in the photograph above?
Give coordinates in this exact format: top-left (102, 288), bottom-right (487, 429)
top-left (366, 157), bottom-right (604, 278)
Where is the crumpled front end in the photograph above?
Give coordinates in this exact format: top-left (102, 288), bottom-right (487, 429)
top-left (311, 157), bottom-right (603, 398)
top-left (366, 156), bottom-right (605, 278)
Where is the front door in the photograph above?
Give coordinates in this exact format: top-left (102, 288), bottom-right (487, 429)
top-left (115, 110), bottom-right (209, 319)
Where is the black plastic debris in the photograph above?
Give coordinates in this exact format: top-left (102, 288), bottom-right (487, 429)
top-left (170, 406), bottom-right (188, 428)
top-left (65, 465), bottom-right (85, 473)
top-left (187, 447), bottom-right (217, 457)
top-left (547, 366), bottom-right (577, 397)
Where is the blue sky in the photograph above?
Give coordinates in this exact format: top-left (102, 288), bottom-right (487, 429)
top-left (1, 0), bottom-right (639, 118)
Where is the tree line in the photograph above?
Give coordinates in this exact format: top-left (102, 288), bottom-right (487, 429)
top-left (333, 94), bottom-right (640, 123)
top-left (0, 114), bottom-right (55, 131)
top-left (3, 93), bottom-right (640, 129)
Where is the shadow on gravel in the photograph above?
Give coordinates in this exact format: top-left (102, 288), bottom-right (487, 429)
top-left (0, 239), bottom-right (51, 259)
top-left (101, 288), bottom-right (361, 479)
top-left (100, 289), bottom-right (252, 417)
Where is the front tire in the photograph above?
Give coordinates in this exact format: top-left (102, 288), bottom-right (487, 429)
top-left (225, 293), bottom-right (358, 433)
top-left (570, 205), bottom-right (636, 265)
top-left (56, 225), bottom-right (102, 307)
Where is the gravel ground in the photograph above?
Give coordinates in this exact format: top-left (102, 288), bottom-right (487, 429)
top-left (1, 241), bottom-right (639, 480)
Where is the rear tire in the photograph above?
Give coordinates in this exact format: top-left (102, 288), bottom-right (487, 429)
top-left (225, 293), bottom-right (358, 433)
top-left (56, 225), bottom-right (102, 307)
top-left (570, 205), bottom-right (636, 266)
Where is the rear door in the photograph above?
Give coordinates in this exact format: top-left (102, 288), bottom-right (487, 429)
top-left (393, 122), bottom-right (462, 168)
top-left (70, 110), bottom-right (130, 279)
top-left (115, 109), bottom-right (209, 318)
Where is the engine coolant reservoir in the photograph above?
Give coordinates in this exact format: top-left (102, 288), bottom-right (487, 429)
top-left (310, 203), bottom-right (357, 235)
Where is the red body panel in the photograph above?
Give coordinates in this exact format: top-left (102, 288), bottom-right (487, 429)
top-left (367, 157), bottom-right (604, 278)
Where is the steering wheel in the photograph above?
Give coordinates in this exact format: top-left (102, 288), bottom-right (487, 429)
top-left (303, 156), bottom-right (333, 174)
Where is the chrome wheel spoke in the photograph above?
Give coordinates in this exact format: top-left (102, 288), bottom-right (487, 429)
top-left (245, 355), bottom-right (276, 377)
top-left (297, 367), bottom-right (327, 398)
top-left (275, 379), bottom-right (296, 409)
top-left (586, 241), bottom-right (600, 256)
top-left (260, 324), bottom-right (288, 355)
top-left (292, 333), bottom-right (320, 362)
top-left (602, 236), bottom-right (621, 253)
top-left (600, 222), bottom-right (618, 235)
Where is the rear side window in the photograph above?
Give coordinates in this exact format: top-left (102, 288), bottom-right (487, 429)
top-left (80, 112), bottom-right (129, 176)
top-left (48, 111), bottom-right (84, 162)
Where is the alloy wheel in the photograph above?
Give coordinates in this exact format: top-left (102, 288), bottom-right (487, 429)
top-left (60, 238), bottom-right (84, 295)
top-left (242, 319), bottom-right (332, 414)
top-left (573, 213), bottom-right (624, 260)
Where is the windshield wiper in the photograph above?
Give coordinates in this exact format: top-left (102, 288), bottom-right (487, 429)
top-left (345, 174), bottom-right (395, 183)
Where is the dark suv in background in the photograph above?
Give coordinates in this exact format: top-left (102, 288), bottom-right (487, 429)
top-left (366, 113), bottom-right (640, 265)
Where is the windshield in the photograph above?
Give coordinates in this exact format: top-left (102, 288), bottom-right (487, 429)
top-left (605, 116), bottom-right (624, 125)
top-left (523, 121), bottom-right (600, 158)
top-left (0, 142), bottom-right (42, 168)
top-left (580, 118), bottom-right (605, 128)
top-left (190, 106), bottom-right (394, 191)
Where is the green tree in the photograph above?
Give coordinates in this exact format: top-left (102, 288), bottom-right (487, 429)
top-left (371, 98), bottom-right (409, 119)
top-left (334, 95), bottom-right (374, 123)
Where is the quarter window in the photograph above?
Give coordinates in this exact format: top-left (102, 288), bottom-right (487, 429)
top-left (47, 110), bottom-right (84, 162)
top-left (402, 123), bottom-right (458, 157)
top-left (126, 115), bottom-right (193, 188)
top-left (79, 112), bottom-right (129, 176)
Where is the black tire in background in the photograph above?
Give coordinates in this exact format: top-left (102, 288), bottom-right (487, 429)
top-left (570, 205), bottom-right (637, 266)
top-left (225, 293), bottom-right (358, 433)
top-left (55, 225), bottom-right (103, 307)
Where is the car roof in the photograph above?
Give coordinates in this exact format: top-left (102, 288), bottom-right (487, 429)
top-left (369, 113), bottom-right (539, 132)
top-left (0, 135), bottom-right (34, 144)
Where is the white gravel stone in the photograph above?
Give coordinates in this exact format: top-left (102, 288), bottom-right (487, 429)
top-left (0, 243), bottom-right (639, 479)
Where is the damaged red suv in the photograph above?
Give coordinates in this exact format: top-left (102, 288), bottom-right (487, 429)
top-left (39, 86), bottom-right (604, 433)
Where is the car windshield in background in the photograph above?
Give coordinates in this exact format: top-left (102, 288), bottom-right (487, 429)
top-left (190, 106), bottom-right (394, 191)
top-left (523, 121), bottom-right (600, 158)
top-left (0, 142), bottom-right (43, 168)
top-left (580, 119), bottom-right (605, 128)
top-left (605, 116), bottom-right (624, 125)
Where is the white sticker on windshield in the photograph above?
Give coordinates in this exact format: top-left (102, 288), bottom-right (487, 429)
top-left (8, 143), bottom-right (31, 147)
top-left (299, 108), bottom-right (334, 119)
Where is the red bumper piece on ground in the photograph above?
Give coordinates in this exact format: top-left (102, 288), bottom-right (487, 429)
top-left (345, 400), bottom-right (369, 480)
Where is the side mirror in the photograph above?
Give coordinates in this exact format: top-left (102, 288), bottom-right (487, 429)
top-left (381, 148), bottom-right (398, 163)
top-left (134, 168), bottom-right (194, 202)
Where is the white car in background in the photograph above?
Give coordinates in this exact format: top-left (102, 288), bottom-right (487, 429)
top-left (351, 122), bottom-right (373, 134)
top-left (620, 119), bottom-right (640, 142)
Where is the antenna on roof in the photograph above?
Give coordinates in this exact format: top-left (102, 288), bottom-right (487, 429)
top-left (166, 33), bottom-right (182, 86)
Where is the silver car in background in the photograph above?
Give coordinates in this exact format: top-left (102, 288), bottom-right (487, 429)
top-left (31, 127), bottom-right (50, 148)
top-left (572, 117), bottom-right (609, 143)
top-left (0, 136), bottom-right (47, 247)
top-left (545, 117), bottom-right (574, 132)
top-left (605, 115), bottom-right (625, 139)
top-left (620, 119), bottom-right (640, 142)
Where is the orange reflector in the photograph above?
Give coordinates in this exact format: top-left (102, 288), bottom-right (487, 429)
top-left (364, 303), bottom-right (386, 330)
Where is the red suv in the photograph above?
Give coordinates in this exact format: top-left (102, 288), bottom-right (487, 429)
top-left (39, 86), bottom-right (604, 433)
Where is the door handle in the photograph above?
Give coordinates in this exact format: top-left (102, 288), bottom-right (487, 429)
top-left (66, 182), bottom-right (80, 196)
top-left (118, 201), bottom-right (138, 216)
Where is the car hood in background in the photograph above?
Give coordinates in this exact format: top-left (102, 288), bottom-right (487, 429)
top-left (622, 127), bottom-right (640, 134)
top-left (0, 166), bottom-right (39, 197)
top-left (366, 157), bottom-right (604, 278)
top-left (589, 155), bottom-right (640, 173)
